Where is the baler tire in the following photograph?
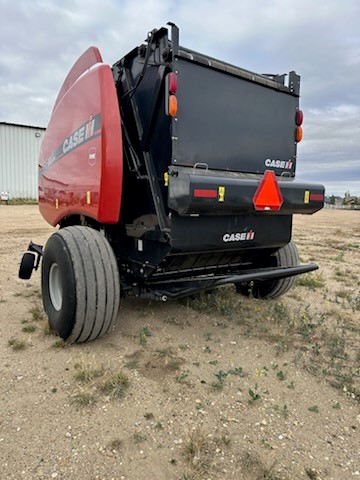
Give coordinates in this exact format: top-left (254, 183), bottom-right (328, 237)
top-left (235, 240), bottom-right (300, 299)
top-left (41, 226), bottom-right (120, 343)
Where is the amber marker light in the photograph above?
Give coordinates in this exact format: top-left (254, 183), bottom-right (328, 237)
top-left (295, 126), bottom-right (303, 142)
top-left (168, 95), bottom-right (178, 117)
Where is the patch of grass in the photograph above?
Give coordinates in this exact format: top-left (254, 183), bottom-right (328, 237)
top-left (185, 288), bottom-right (237, 317)
top-left (326, 333), bottom-right (347, 360)
top-left (52, 338), bottom-right (67, 348)
top-left (42, 323), bottom-right (52, 336)
top-left (8, 338), bottom-right (26, 351)
top-left (133, 432), bottom-right (146, 444)
top-left (100, 372), bottom-right (129, 399)
top-left (30, 306), bottom-right (46, 322)
top-left (71, 392), bottom-right (96, 407)
top-left (332, 401), bottom-right (341, 409)
top-left (296, 273), bottom-right (325, 289)
top-left (124, 359), bottom-right (139, 370)
top-left (107, 438), bottom-right (122, 450)
top-left (334, 251), bottom-right (345, 262)
top-left (155, 347), bottom-right (174, 358)
top-left (274, 404), bottom-right (289, 418)
top-left (308, 405), bottom-right (319, 413)
top-left (144, 412), bottom-right (154, 420)
top-left (139, 326), bottom-right (152, 346)
top-left (240, 451), bottom-right (279, 479)
top-left (176, 370), bottom-right (190, 384)
top-left (74, 363), bottom-right (104, 383)
top-left (21, 324), bottom-right (36, 333)
top-left (248, 387), bottom-right (261, 404)
top-left (276, 370), bottom-right (286, 381)
top-left (305, 468), bottom-right (321, 480)
top-left (183, 428), bottom-right (213, 478)
top-left (7, 197), bottom-right (37, 205)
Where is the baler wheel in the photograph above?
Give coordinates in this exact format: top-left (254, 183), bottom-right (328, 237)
top-left (235, 240), bottom-right (300, 299)
top-left (41, 226), bottom-right (120, 342)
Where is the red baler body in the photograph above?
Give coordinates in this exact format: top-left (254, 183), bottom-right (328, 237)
top-left (38, 47), bottom-right (123, 226)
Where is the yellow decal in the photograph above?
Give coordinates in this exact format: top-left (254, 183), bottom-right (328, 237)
top-left (304, 190), bottom-right (310, 204)
top-left (164, 172), bottom-right (169, 187)
top-left (55, 198), bottom-right (59, 209)
top-left (218, 186), bottom-right (225, 202)
top-left (86, 191), bottom-right (91, 205)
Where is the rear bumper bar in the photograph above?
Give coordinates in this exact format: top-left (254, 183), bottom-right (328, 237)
top-left (168, 167), bottom-right (324, 216)
top-left (143, 263), bottom-right (318, 299)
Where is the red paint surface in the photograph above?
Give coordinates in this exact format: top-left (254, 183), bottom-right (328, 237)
top-left (194, 189), bottom-right (217, 198)
top-left (52, 47), bottom-right (102, 115)
top-left (39, 51), bottom-right (122, 226)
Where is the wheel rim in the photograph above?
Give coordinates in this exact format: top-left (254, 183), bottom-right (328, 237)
top-left (49, 263), bottom-right (63, 311)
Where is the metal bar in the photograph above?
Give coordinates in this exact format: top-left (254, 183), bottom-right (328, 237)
top-left (145, 263), bottom-right (319, 299)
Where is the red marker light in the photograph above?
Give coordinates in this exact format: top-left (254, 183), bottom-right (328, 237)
top-left (253, 170), bottom-right (283, 211)
top-left (167, 72), bottom-right (178, 94)
top-left (295, 109), bottom-right (303, 126)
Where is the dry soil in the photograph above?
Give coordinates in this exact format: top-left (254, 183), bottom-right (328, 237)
top-left (0, 206), bottom-right (359, 480)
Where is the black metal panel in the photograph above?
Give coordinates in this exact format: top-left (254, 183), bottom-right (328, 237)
top-left (168, 167), bottom-right (324, 216)
top-left (170, 214), bottom-right (292, 253)
top-left (173, 58), bottom-right (298, 175)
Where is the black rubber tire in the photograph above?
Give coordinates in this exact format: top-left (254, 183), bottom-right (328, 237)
top-left (19, 252), bottom-right (35, 280)
top-left (236, 240), bottom-right (300, 299)
top-left (41, 226), bottom-right (120, 342)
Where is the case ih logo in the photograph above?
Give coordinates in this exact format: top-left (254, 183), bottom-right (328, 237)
top-left (63, 117), bottom-right (96, 154)
top-left (39, 113), bottom-right (101, 178)
top-left (223, 230), bottom-right (255, 242)
top-left (265, 158), bottom-right (293, 169)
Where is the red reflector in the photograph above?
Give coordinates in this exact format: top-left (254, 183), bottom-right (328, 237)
top-left (194, 189), bottom-right (217, 198)
top-left (167, 72), bottom-right (178, 94)
top-left (310, 193), bottom-right (324, 201)
top-left (295, 109), bottom-right (303, 126)
top-left (253, 170), bottom-right (283, 211)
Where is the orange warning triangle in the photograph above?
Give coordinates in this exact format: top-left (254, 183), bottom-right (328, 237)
top-left (253, 170), bottom-right (283, 211)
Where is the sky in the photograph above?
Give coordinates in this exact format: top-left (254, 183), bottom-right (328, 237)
top-left (1, 0), bottom-right (359, 197)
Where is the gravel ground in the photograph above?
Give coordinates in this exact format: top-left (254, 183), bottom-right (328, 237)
top-left (0, 205), bottom-right (359, 480)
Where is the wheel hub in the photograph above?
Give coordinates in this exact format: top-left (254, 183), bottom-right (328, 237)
top-left (49, 263), bottom-right (63, 311)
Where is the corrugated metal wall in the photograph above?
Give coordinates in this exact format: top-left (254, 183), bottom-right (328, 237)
top-left (0, 123), bottom-right (45, 199)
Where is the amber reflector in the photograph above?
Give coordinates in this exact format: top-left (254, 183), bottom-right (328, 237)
top-left (295, 126), bottom-right (303, 142)
top-left (253, 170), bottom-right (283, 211)
top-left (168, 95), bottom-right (178, 117)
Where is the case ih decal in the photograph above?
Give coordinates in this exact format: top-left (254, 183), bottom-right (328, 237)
top-left (223, 230), bottom-right (255, 242)
top-left (265, 158), bottom-right (293, 169)
top-left (39, 113), bottom-right (101, 177)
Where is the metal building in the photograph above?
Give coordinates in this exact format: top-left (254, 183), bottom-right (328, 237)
top-left (0, 122), bottom-right (46, 199)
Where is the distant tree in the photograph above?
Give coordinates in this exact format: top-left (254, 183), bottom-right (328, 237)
top-left (329, 195), bottom-right (335, 205)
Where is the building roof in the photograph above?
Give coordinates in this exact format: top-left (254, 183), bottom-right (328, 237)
top-left (0, 121), bottom-right (46, 130)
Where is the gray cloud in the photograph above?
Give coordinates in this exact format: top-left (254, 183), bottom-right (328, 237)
top-left (1, 0), bottom-right (359, 195)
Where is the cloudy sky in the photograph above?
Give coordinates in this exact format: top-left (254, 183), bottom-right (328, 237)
top-left (1, 0), bottom-right (359, 196)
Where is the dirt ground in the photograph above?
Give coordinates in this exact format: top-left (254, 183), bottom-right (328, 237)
top-left (0, 206), bottom-right (359, 480)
